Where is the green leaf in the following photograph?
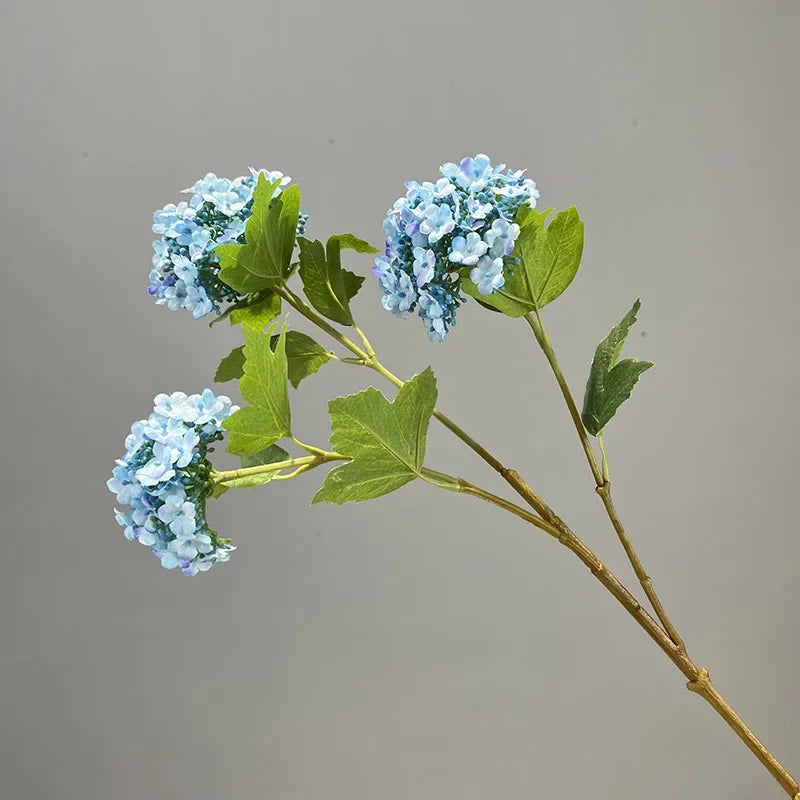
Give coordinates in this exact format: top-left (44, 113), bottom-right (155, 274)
top-left (517, 206), bottom-right (554, 228)
top-left (269, 330), bottom-right (334, 388)
top-left (223, 322), bottom-right (292, 455)
top-left (256, 183), bottom-right (301, 280)
top-left (215, 176), bottom-right (299, 287)
top-left (222, 444), bottom-right (290, 489)
top-left (461, 271), bottom-right (537, 317)
top-left (327, 233), bottom-right (379, 255)
top-left (461, 207), bottom-right (583, 317)
top-left (581, 299), bottom-right (653, 436)
top-left (312, 368), bottom-right (437, 505)
top-left (245, 174), bottom-right (280, 243)
top-left (217, 243), bottom-right (275, 293)
top-left (297, 235), bottom-right (366, 326)
top-left (229, 293), bottom-right (281, 329)
top-left (523, 206), bottom-right (584, 307)
top-left (214, 346), bottom-right (245, 383)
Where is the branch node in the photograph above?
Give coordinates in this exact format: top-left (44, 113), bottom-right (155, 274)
top-left (687, 668), bottom-right (711, 694)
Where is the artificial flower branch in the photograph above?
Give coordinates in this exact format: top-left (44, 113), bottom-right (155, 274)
top-left (109, 159), bottom-right (799, 796)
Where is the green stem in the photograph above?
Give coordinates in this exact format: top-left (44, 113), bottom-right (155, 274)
top-left (421, 468), bottom-right (560, 537)
top-left (277, 286), bottom-right (506, 473)
top-left (597, 433), bottom-right (610, 483)
top-left (524, 311), bottom-right (603, 484)
top-left (291, 435), bottom-right (334, 458)
top-left (276, 286), bottom-right (372, 362)
top-left (211, 451), bottom-right (345, 485)
top-left (523, 310), bottom-right (683, 648)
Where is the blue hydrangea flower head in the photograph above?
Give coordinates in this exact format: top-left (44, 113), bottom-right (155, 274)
top-left (374, 154), bottom-right (539, 340)
top-left (149, 168), bottom-right (308, 319)
top-left (107, 390), bottom-right (238, 575)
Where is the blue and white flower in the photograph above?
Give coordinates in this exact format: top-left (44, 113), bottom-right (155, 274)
top-left (148, 169), bottom-right (307, 320)
top-left (375, 154), bottom-right (539, 341)
top-left (412, 247), bottom-right (436, 287)
top-left (107, 390), bottom-right (238, 576)
top-left (448, 232), bottom-right (488, 266)
top-left (470, 255), bottom-right (506, 296)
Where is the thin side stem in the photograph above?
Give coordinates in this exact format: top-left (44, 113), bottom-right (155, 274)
top-left (211, 452), bottom-right (345, 485)
top-left (277, 286), bottom-right (507, 472)
top-left (595, 482), bottom-right (683, 648)
top-left (597, 432), bottom-right (610, 483)
top-left (523, 312), bottom-right (603, 484)
top-left (420, 468), bottom-right (560, 536)
top-left (276, 286), bottom-right (372, 363)
top-left (291, 435), bottom-right (334, 459)
top-left (523, 310), bottom-right (684, 648)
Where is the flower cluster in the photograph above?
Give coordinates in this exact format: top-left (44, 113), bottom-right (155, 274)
top-left (373, 154), bottom-right (540, 341)
top-left (107, 390), bottom-right (238, 575)
top-left (148, 169), bottom-right (308, 319)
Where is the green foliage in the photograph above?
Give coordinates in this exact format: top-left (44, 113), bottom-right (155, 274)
top-left (270, 330), bottom-right (334, 388)
top-left (222, 445), bottom-right (291, 489)
top-left (216, 243), bottom-right (275, 293)
top-left (524, 207), bottom-right (584, 307)
top-left (297, 233), bottom-right (376, 326)
top-left (223, 322), bottom-right (292, 456)
top-left (216, 175), bottom-right (300, 291)
top-left (328, 233), bottom-right (378, 254)
top-left (215, 329), bottom-right (333, 387)
top-left (214, 346), bottom-right (245, 383)
top-left (461, 207), bottom-right (583, 316)
top-left (328, 233), bottom-right (379, 255)
top-left (229, 293), bottom-right (281, 329)
top-left (313, 368), bottom-right (437, 505)
top-left (257, 183), bottom-right (301, 279)
top-left (581, 299), bottom-right (653, 436)
top-left (210, 444), bottom-right (290, 497)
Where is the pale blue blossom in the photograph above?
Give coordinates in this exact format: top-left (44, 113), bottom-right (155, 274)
top-left (448, 232), bottom-right (488, 266)
top-left (375, 154), bottom-right (539, 340)
top-left (419, 203), bottom-right (455, 244)
top-left (135, 443), bottom-right (176, 487)
top-left (149, 168), bottom-right (306, 320)
top-left (373, 258), bottom-right (418, 314)
top-left (157, 491), bottom-right (197, 537)
top-left (470, 255), bottom-right (506, 296)
top-left (412, 247), bottom-right (436, 287)
top-left (107, 390), bottom-right (238, 576)
top-left (483, 218), bottom-right (521, 258)
top-left (417, 290), bottom-right (447, 343)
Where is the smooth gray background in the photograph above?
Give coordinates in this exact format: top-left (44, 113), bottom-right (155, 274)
top-left (1, 1), bottom-right (798, 798)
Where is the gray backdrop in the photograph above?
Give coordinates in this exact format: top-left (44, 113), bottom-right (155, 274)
top-left (1, 1), bottom-right (798, 798)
